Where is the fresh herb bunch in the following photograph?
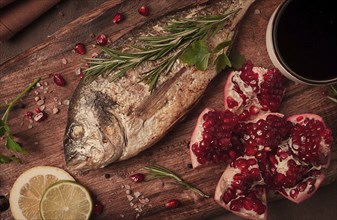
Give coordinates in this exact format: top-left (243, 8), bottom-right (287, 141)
top-left (85, 11), bottom-right (237, 91)
top-left (144, 165), bottom-right (210, 198)
top-left (328, 85), bottom-right (337, 103)
top-left (0, 78), bottom-right (40, 164)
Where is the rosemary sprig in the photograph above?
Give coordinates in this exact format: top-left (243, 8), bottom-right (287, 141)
top-left (0, 78), bottom-right (41, 164)
top-left (85, 11), bottom-right (235, 91)
top-left (328, 85), bottom-right (337, 103)
top-left (144, 165), bottom-right (210, 198)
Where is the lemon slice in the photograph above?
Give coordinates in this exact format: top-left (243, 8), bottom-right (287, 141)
top-left (10, 166), bottom-right (74, 220)
top-left (39, 180), bottom-right (92, 220)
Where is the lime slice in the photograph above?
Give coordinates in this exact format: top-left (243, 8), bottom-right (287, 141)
top-left (10, 166), bottom-right (74, 220)
top-left (39, 180), bottom-right (93, 220)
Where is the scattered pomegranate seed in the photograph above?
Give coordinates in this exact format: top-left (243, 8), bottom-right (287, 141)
top-left (53, 74), bottom-right (67, 87)
top-left (74, 43), bottom-right (86, 55)
top-left (96, 34), bottom-right (108, 46)
top-left (25, 111), bottom-right (33, 119)
top-left (130, 173), bottom-right (145, 183)
top-left (94, 202), bottom-right (104, 215)
top-left (112, 12), bottom-right (124, 23)
top-left (165, 199), bottom-right (180, 209)
top-left (138, 6), bottom-right (149, 16)
top-left (35, 107), bottom-right (41, 113)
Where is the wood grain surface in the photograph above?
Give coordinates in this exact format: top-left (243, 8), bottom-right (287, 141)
top-left (1, 0), bottom-right (336, 219)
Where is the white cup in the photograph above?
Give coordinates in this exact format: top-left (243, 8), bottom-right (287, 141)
top-left (266, 0), bottom-right (337, 85)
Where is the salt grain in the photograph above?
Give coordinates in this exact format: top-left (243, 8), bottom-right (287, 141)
top-left (120, 214), bottom-right (125, 218)
top-left (134, 192), bottom-right (141, 198)
top-left (126, 189), bottom-right (132, 195)
top-left (254, 9), bottom-right (261, 14)
top-left (39, 105), bottom-right (45, 111)
top-left (52, 108), bottom-right (59, 114)
top-left (127, 195), bottom-right (134, 201)
top-left (28, 124), bottom-right (33, 129)
top-left (130, 202), bottom-right (134, 207)
top-left (62, 99), bottom-right (70, 106)
top-left (44, 82), bottom-right (48, 86)
top-left (121, 185), bottom-right (125, 189)
top-left (34, 96), bottom-right (40, 101)
top-left (37, 100), bottom-right (45, 106)
top-left (34, 91), bottom-right (39, 95)
top-left (75, 67), bottom-right (82, 75)
top-left (62, 58), bottom-right (67, 64)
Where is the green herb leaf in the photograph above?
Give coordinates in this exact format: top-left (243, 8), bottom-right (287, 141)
top-left (144, 165), bottom-right (210, 198)
top-left (0, 119), bottom-right (7, 136)
top-left (215, 53), bottom-right (232, 73)
top-left (229, 51), bottom-right (246, 70)
top-left (0, 154), bottom-right (21, 164)
top-left (6, 134), bottom-right (25, 153)
top-left (213, 40), bottom-right (232, 53)
top-left (180, 40), bottom-right (211, 71)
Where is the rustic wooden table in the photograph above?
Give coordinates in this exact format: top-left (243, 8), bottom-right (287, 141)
top-left (1, 0), bottom-right (336, 219)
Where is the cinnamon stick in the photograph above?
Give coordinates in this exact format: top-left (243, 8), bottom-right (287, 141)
top-left (0, 0), bottom-right (60, 41)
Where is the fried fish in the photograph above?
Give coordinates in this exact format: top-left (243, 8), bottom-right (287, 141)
top-left (64, 0), bottom-right (255, 170)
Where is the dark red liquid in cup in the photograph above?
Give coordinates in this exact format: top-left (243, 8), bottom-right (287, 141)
top-left (273, 0), bottom-right (337, 82)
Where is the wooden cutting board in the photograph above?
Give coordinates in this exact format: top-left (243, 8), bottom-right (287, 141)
top-left (1, 0), bottom-right (336, 219)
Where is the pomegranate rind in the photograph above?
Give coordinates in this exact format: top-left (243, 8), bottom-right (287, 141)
top-left (189, 108), bottom-right (213, 168)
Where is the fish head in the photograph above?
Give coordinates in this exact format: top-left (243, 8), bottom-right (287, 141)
top-left (64, 90), bottom-right (125, 170)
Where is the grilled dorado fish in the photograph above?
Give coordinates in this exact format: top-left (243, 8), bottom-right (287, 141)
top-left (64, 0), bottom-right (255, 170)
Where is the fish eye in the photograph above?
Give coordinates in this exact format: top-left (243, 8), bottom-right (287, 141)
top-left (70, 124), bottom-right (84, 140)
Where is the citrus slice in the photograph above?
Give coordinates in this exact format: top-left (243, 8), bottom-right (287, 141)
top-left (39, 180), bottom-right (92, 220)
top-left (10, 166), bottom-right (74, 220)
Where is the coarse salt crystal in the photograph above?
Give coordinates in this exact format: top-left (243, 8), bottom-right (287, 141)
top-left (37, 100), bottom-right (45, 106)
top-left (52, 107), bottom-right (59, 114)
top-left (62, 58), bottom-right (67, 64)
top-left (62, 99), bottom-right (70, 106)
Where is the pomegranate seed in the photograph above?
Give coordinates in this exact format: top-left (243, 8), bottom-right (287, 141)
top-left (94, 201), bottom-right (104, 215)
top-left (35, 107), bottom-right (41, 113)
top-left (53, 74), bottom-right (67, 87)
top-left (96, 34), bottom-right (108, 46)
top-left (138, 6), bottom-right (149, 16)
top-left (112, 12), bottom-right (124, 23)
top-left (165, 199), bottom-right (180, 209)
top-left (226, 96), bottom-right (239, 108)
top-left (74, 43), bottom-right (86, 55)
top-left (130, 173), bottom-right (145, 183)
top-left (25, 111), bottom-right (33, 119)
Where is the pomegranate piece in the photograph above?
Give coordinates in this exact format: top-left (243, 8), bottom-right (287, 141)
top-left (288, 114), bottom-right (332, 167)
top-left (224, 61), bottom-right (286, 119)
top-left (96, 34), bottom-right (108, 46)
top-left (189, 108), bottom-right (242, 168)
top-left (112, 12), bottom-right (124, 24)
top-left (215, 156), bottom-right (267, 220)
top-left (53, 74), bottom-right (67, 87)
top-left (74, 43), bottom-right (86, 55)
top-left (94, 201), bottom-right (104, 215)
top-left (138, 6), bottom-right (150, 16)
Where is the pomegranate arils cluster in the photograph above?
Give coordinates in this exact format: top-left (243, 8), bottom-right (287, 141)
top-left (189, 61), bottom-right (333, 220)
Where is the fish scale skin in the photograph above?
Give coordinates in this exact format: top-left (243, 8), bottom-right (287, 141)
top-left (64, 0), bottom-right (255, 170)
